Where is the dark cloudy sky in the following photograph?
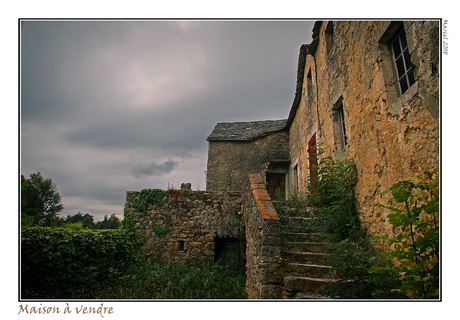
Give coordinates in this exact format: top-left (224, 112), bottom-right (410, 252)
top-left (20, 19), bottom-right (315, 221)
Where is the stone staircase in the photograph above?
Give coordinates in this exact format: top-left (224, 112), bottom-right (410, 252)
top-left (277, 203), bottom-right (338, 299)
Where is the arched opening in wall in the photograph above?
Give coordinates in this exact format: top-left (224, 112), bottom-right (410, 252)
top-left (214, 237), bottom-right (240, 266)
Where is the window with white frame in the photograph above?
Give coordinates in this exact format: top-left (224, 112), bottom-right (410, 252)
top-left (391, 27), bottom-right (415, 95)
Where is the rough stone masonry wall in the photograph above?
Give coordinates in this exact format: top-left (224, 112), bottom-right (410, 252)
top-left (243, 173), bottom-right (282, 299)
top-left (125, 190), bottom-right (243, 262)
top-left (206, 131), bottom-right (289, 192)
top-left (288, 21), bottom-right (439, 245)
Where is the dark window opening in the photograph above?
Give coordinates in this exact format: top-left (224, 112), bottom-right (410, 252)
top-left (391, 27), bottom-right (415, 95)
top-left (292, 164), bottom-right (299, 191)
top-left (306, 69), bottom-right (313, 98)
top-left (178, 240), bottom-right (185, 251)
top-left (214, 237), bottom-right (240, 266)
top-left (339, 106), bottom-right (348, 148)
top-left (332, 98), bottom-right (348, 151)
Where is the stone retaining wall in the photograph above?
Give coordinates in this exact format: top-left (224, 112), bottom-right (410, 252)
top-left (125, 190), bottom-right (243, 263)
top-left (243, 173), bottom-right (282, 299)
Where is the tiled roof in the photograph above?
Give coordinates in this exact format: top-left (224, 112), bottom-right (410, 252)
top-left (207, 119), bottom-right (287, 141)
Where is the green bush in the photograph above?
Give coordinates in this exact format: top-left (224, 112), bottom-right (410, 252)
top-left (21, 227), bottom-right (138, 298)
top-left (95, 257), bottom-right (247, 299)
top-left (369, 172), bottom-right (439, 299)
top-left (305, 149), bottom-right (359, 241)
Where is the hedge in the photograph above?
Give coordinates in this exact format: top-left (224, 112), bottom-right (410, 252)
top-left (21, 227), bottom-right (137, 299)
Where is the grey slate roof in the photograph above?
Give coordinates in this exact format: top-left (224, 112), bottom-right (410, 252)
top-left (207, 119), bottom-right (287, 141)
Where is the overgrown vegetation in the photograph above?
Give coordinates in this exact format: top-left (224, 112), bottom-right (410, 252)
top-left (305, 150), bottom-right (359, 241)
top-left (21, 225), bottom-right (247, 299)
top-left (21, 185), bottom-right (247, 299)
top-left (94, 257), bottom-right (247, 299)
top-left (129, 189), bottom-right (167, 214)
top-left (369, 172), bottom-right (439, 299)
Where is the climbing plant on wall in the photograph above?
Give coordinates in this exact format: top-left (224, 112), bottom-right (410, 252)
top-left (130, 189), bottom-right (167, 215)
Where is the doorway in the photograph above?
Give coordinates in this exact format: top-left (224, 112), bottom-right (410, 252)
top-left (266, 173), bottom-right (286, 200)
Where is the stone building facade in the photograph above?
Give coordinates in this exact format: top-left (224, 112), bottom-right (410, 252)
top-left (207, 20), bottom-right (439, 242)
top-left (286, 20), bottom-right (439, 240)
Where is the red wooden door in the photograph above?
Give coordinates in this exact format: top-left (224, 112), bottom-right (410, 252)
top-left (308, 133), bottom-right (318, 187)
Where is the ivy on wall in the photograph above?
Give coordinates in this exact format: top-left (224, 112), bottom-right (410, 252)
top-left (130, 189), bottom-right (167, 215)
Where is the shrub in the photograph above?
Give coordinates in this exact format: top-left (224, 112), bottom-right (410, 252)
top-left (21, 227), bottom-right (138, 298)
top-left (369, 172), bottom-right (439, 299)
top-left (305, 148), bottom-right (359, 241)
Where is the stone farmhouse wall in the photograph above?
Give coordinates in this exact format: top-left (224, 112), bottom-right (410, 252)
top-left (242, 173), bottom-right (282, 299)
top-left (287, 20), bottom-right (439, 243)
top-left (206, 130), bottom-right (289, 192)
top-left (125, 190), bottom-right (243, 262)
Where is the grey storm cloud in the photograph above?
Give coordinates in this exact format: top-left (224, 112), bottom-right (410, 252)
top-left (128, 159), bottom-right (179, 179)
top-left (20, 19), bottom-right (315, 220)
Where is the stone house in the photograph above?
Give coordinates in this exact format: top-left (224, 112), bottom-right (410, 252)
top-left (207, 20), bottom-right (440, 241)
top-left (206, 119), bottom-right (289, 198)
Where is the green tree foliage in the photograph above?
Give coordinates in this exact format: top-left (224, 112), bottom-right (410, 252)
top-left (21, 172), bottom-right (64, 227)
top-left (94, 214), bottom-right (121, 230)
top-left (64, 211), bottom-right (95, 229)
top-left (59, 212), bottom-right (121, 230)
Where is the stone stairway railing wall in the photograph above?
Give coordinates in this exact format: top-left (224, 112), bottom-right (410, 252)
top-left (242, 173), bottom-right (283, 299)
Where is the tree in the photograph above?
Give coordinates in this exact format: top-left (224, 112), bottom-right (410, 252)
top-left (64, 212), bottom-right (95, 229)
top-left (94, 214), bottom-right (121, 230)
top-left (21, 172), bottom-right (64, 227)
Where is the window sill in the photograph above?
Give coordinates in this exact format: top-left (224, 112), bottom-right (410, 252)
top-left (387, 81), bottom-right (419, 119)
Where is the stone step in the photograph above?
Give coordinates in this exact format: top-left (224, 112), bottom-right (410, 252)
top-left (283, 276), bottom-right (338, 294)
top-left (284, 262), bottom-right (336, 279)
top-left (282, 291), bottom-right (333, 299)
top-left (281, 232), bottom-right (330, 242)
top-left (282, 251), bottom-right (331, 264)
top-left (281, 215), bottom-right (316, 222)
top-left (292, 293), bottom-right (333, 300)
top-left (282, 241), bottom-right (331, 253)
